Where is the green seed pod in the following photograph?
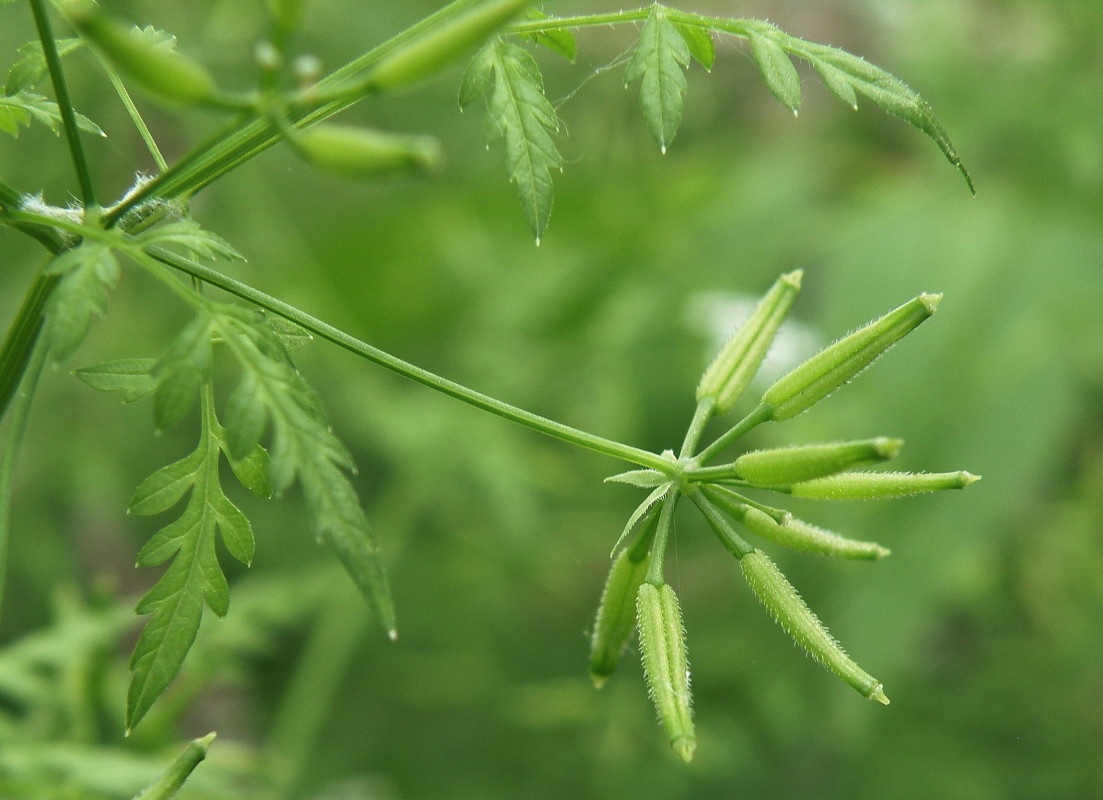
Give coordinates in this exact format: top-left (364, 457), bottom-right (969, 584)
top-left (367, 0), bottom-right (532, 92)
top-left (740, 549), bottom-right (889, 704)
top-left (703, 487), bottom-right (888, 560)
top-left (788, 470), bottom-right (980, 500)
top-left (637, 582), bottom-right (696, 762)
top-left (762, 293), bottom-right (941, 420)
top-left (697, 269), bottom-right (802, 414)
top-left (589, 548), bottom-right (651, 688)
top-left (65, 1), bottom-right (216, 104)
top-left (732, 437), bottom-right (902, 486)
top-left (296, 125), bottom-right (442, 179)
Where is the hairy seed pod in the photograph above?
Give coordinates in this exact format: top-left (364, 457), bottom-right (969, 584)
top-left (788, 470), bottom-right (980, 500)
top-left (740, 549), bottom-right (889, 704)
top-left (703, 488), bottom-right (888, 560)
top-left (589, 548), bottom-right (651, 687)
top-left (637, 583), bottom-right (696, 762)
top-left (65, 1), bottom-right (216, 104)
top-left (297, 125), bottom-right (442, 178)
top-left (762, 293), bottom-right (940, 420)
top-left (697, 269), bottom-right (802, 414)
top-left (732, 437), bottom-right (902, 486)
top-left (367, 0), bottom-right (532, 92)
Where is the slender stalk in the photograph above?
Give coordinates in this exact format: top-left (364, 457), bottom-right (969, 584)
top-left (28, 0), bottom-right (97, 208)
top-left (506, 9), bottom-right (653, 33)
top-left (696, 403), bottom-right (774, 464)
top-left (644, 492), bottom-right (680, 586)
top-left (0, 336), bottom-right (48, 618)
top-left (678, 397), bottom-right (714, 459)
top-left (145, 248), bottom-right (670, 472)
top-left (103, 69), bottom-right (169, 172)
top-left (0, 269), bottom-right (59, 425)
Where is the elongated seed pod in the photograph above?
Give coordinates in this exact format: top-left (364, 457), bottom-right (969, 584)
top-left (703, 488), bottom-right (888, 559)
top-left (296, 125), bottom-right (441, 178)
top-left (367, 0), bottom-right (532, 92)
top-left (637, 583), bottom-right (696, 762)
top-left (740, 549), bottom-right (889, 704)
top-left (697, 269), bottom-right (802, 414)
top-left (65, 1), bottom-right (216, 104)
top-left (788, 470), bottom-right (980, 500)
top-left (762, 293), bottom-right (940, 420)
top-left (732, 437), bottom-right (902, 486)
top-left (589, 548), bottom-right (651, 687)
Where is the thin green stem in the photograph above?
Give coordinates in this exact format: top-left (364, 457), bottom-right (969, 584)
top-left (0, 334), bottom-right (48, 619)
top-left (0, 267), bottom-right (59, 425)
top-left (644, 492), bottom-right (680, 586)
top-left (678, 397), bottom-right (715, 459)
top-left (506, 9), bottom-right (653, 33)
top-left (696, 403), bottom-right (774, 465)
top-left (103, 69), bottom-right (169, 172)
top-left (28, 0), bottom-right (97, 208)
top-left (688, 490), bottom-right (752, 558)
top-left (145, 248), bottom-right (669, 472)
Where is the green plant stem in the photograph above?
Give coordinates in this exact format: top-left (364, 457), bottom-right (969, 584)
top-left (644, 492), bottom-right (679, 586)
top-left (0, 270), bottom-right (59, 426)
top-left (103, 0), bottom-right (493, 225)
top-left (0, 335), bottom-right (48, 619)
top-left (28, 0), bottom-right (97, 208)
top-left (688, 490), bottom-right (752, 558)
top-left (102, 69), bottom-right (169, 172)
top-left (145, 248), bottom-right (670, 472)
top-left (678, 397), bottom-right (714, 459)
top-left (696, 403), bottom-right (774, 465)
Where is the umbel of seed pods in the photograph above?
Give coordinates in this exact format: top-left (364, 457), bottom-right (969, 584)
top-left (588, 270), bottom-right (979, 761)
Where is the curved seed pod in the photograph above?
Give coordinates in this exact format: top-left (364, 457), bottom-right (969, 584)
top-left (697, 269), bottom-right (802, 414)
top-left (367, 0), bottom-right (532, 92)
top-left (762, 293), bottom-right (941, 420)
top-left (637, 583), bottom-right (696, 762)
top-left (703, 488), bottom-right (888, 560)
top-left (296, 125), bottom-right (441, 179)
top-left (65, 1), bottom-right (216, 104)
top-left (732, 437), bottom-right (902, 486)
top-left (589, 548), bottom-right (651, 687)
top-left (740, 549), bottom-right (889, 704)
top-left (789, 470), bottom-right (980, 500)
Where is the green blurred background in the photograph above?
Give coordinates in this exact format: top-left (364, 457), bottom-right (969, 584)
top-left (1, 1), bottom-right (1101, 798)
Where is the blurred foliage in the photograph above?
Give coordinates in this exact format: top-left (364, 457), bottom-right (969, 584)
top-left (1, 0), bottom-right (1101, 798)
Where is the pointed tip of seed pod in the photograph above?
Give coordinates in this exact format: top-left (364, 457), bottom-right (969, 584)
top-left (919, 293), bottom-right (943, 314)
top-left (874, 437), bottom-right (904, 459)
top-left (196, 731), bottom-right (218, 750)
top-left (960, 471), bottom-right (981, 487)
top-left (590, 672), bottom-right (610, 690)
top-left (387, 628), bottom-right (399, 642)
top-left (673, 736), bottom-right (697, 762)
top-left (873, 545), bottom-right (892, 559)
top-left (782, 268), bottom-right (804, 289)
top-left (869, 684), bottom-right (890, 705)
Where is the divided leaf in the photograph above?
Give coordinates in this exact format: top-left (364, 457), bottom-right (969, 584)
top-left (461, 39), bottom-right (562, 242)
top-left (126, 393), bottom-right (256, 731)
top-left (626, 5), bottom-right (690, 153)
top-left (5, 38), bottom-right (84, 95)
top-left (42, 243), bottom-right (120, 361)
top-left (0, 91), bottom-right (103, 138)
top-left (520, 9), bottom-right (576, 61)
top-left (748, 31), bottom-right (801, 114)
top-left (73, 357), bottom-right (159, 402)
top-left (212, 307), bottom-right (396, 636)
top-left (674, 23), bottom-right (715, 72)
top-left (134, 219), bottom-right (246, 263)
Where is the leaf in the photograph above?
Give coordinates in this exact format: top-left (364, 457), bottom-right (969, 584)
top-left (796, 40), bottom-right (973, 191)
top-left (626, 5), bottom-right (690, 153)
top-left (151, 315), bottom-right (214, 430)
top-left (609, 483), bottom-right (671, 557)
top-left (224, 440), bottom-right (272, 499)
top-left (212, 307), bottom-right (395, 635)
top-left (5, 38), bottom-right (84, 95)
top-left (42, 244), bottom-right (120, 361)
top-left (73, 357), bottom-right (159, 402)
top-left (749, 32), bottom-right (802, 114)
top-left (605, 468), bottom-right (667, 487)
top-left (134, 218), bottom-right (245, 263)
top-left (519, 10), bottom-right (576, 61)
top-left (265, 314), bottom-right (312, 352)
top-left (126, 393), bottom-right (256, 731)
top-left (0, 91), bottom-right (104, 138)
top-left (463, 39), bottom-right (562, 243)
top-left (675, 23), bottom-right (715, 71)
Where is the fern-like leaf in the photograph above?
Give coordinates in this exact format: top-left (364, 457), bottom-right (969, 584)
top-left (626, 5), bottom-right (691, 154)
top-left (42, 243), bottom-right (120, 361)
top-left (133, 219), bottom-right (245, 263)
top-left (461, 39), bottom-right (562, 243)
top-left (126, 386), bottom-right (257, 732)
top-left (0, 90), bottom-right (103, 138)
